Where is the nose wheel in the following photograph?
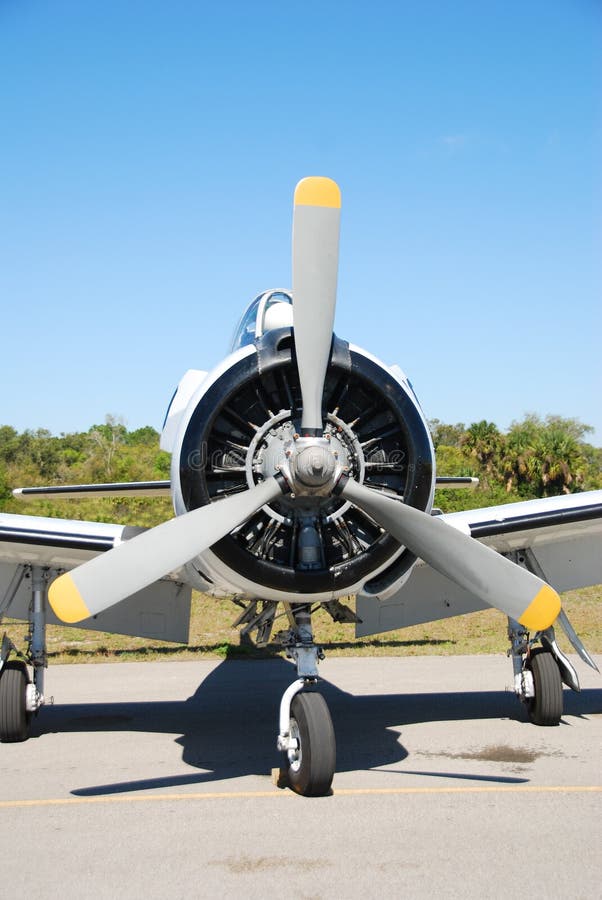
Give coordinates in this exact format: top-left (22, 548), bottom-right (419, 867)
top-left (286, 691), bottom-right (336, 796)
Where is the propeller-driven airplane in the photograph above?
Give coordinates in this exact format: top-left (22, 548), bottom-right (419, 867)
top-left (1, 177), bottom-right (601, 796)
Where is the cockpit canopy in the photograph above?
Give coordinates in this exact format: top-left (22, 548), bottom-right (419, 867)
top-left (231, 290), bottom-right (293, 351)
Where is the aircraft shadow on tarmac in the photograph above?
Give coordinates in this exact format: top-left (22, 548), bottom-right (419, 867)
top-left (29, 657), bottom-right (602, 797)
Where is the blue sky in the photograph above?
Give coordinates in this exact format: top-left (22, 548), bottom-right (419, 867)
top-left (1, 1), bottom-right (600, 443)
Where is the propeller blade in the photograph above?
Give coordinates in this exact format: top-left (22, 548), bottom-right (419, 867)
top-left (339, 478), bottom-right (561, 631)
top-left (48, 477), bottom-right (284, 623)
top-left (292, 176), bottom-right (341, 435)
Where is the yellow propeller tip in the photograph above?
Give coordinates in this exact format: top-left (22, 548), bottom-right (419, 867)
top-left (48, 574), bottom-right (91, 623)
top-left (518, 584), bottom-right (561, 631)
top-left (294, 176), bottom-right (341, 209)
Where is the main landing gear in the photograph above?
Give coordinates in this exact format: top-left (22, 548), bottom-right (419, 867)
top-left (0, 565), bottom-right (48, 743)
top-left (507, 618), bottom-right (572, 726)
top-left (506, 550), bottom-right (599, 726)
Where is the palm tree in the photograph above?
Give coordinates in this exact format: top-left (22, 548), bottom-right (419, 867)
top-left (461, 421), bottom-right (504, 489)
top-left (504, 415), bottom-right (588, 497)
top-left (538, 427), bottom-right (585, 495)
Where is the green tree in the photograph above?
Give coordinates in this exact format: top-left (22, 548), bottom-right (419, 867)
top-left (0, 464), bottom-right (11, 510)
top-left (504, 414), bottom-right (592, 497)
top-left (87, 415), bottom-right (128, 480)
top-left (0, 426), bottom-right (20, 464)
top-left (429, 419), bottom-right (466, 449)
top-left (581, 443), bottom-right (602, 490)
top-left (460, 420), bottom-right (505, 489)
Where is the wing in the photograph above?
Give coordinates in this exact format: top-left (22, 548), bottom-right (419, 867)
top-left (0, 511), bottom-right (191, 642)
top-left (356, 489), bottom-right (602, 637)
top-left (12, 480), bottom-right (171, 500)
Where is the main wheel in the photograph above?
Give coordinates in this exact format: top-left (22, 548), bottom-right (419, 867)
top-left (286, 692), bottom-right (336, 797)
top-left (0, 660), bottom-right (31, 742)
top-left (527, 649), bottom-right (563, 726)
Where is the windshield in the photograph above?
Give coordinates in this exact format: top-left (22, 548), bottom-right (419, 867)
top-left (230, 290), bottom-right (293, 351)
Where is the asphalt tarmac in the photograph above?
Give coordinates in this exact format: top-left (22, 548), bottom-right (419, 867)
top-left (1, 655), bottom-right (600, 898)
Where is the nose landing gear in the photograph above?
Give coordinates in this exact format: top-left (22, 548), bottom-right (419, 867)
top-left (275, 603), bottom-right (336, 796)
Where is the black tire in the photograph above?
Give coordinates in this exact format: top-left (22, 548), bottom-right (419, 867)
top-left (286, 692), bottom-right (336, 797)
top-left (0, 660), bottom-right (31, 742)
top-left (527, 649), bottom-right (563, 726)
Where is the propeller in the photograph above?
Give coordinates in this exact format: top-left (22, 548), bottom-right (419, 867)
top-left (49, 176), bottom-right (561, 636)
top-left (339, 477), bottom-right (561, 631)
top-left (292, 176), bottom-right (341, 435)
top-left (48, 476), bottom-right (284, 623)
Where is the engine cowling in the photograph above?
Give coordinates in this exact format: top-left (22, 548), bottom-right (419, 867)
top-left (171, 328), bottom-right (435, 600)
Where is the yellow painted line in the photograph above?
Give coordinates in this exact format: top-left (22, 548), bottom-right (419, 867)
top-left (0, 791), bottom-right (288, 808)
top-left (0, 785), bottom-right (600, 809)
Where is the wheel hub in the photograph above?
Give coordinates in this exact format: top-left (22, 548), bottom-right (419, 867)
top-left (287, 717), bottom-right (302, 772)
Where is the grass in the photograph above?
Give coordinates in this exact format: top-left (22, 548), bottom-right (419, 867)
top-left (3, 585), bottom-right (601, 665)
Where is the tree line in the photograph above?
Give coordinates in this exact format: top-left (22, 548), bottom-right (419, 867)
top-left (430, 414), bottom-right (601, 511)
top-left (0, 416), bottom-right (172, 527)
top-left (0, 413), bottom-right (600, 523)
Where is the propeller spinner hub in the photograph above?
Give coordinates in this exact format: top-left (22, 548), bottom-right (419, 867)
top-left (281, 436), bottom-right (342, 497)
top-left (292, 442), bottom-right (337, 489)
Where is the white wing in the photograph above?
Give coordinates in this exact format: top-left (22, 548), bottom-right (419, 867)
top-left (0, 512), bottom-right (191, 642)
top-left (357, 490), bottom-right (602, 636)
